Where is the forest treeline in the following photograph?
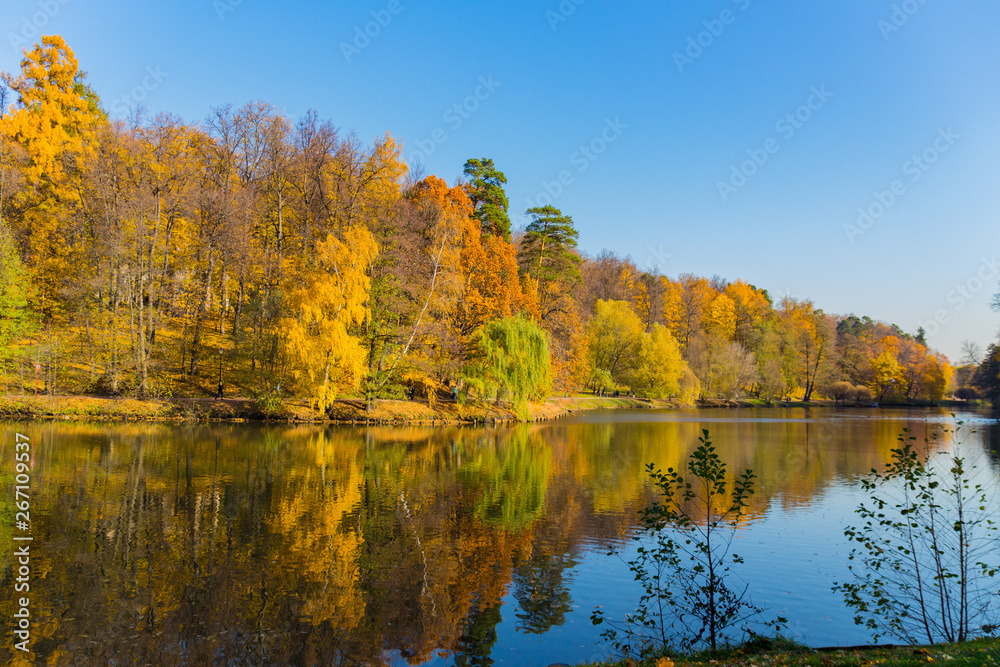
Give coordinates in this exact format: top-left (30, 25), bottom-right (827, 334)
top-left (0, 37), bottom-right (960, 412)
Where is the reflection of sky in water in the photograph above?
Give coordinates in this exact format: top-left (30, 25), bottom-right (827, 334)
top-left (471, 408), bottom-right (996, 664)
top-left (413, 484), bottom-right (868, 666)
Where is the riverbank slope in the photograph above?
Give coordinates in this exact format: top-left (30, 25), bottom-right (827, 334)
top-left (585, 636), bottom-right (1000, 666)
top-left (0, 393), bottom-right (977, 423)
top-left (0, 393), bottom-right (664, 423)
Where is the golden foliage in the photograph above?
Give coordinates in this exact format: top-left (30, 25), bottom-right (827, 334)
top-left (282, 226), bottom-right (378, 410)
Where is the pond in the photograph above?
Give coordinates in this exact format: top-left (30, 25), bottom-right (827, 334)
top-left (1, 407), bottom-right (997, 665)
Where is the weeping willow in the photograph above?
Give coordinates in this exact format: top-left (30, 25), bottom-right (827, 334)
top-left (464, 315), bottom-right (552, 419)
top-left (458, 429), bottom-right (551, 530)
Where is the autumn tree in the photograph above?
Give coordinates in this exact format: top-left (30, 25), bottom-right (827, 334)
top-left (629, 324), bottom-right (688, 399)
top-left (617, 262), bottom-right (652, 326)
top-left (688, 333), bottom-right (758, 399)
top-left (780, 298), bottom-right (836, 401)
top-left (453, 214), bottom-right (527, 347)
top-left (870, 350), bottom-right (905, 402)
top-left (327, 134), bottom-right (422, 405)
top-left (576, 250), bottom-right (634, 313)
top-left (282, 226), bottom-right (379, 411)
top-left (663, 274), bottom-right (714, 354)
top-left (916, 354), bottom-right (950, 402)
top-left (836, 315), bottom-right (877, 388)
top-left (724, 280), bottom-right (771, 348)
top-left (0, 219), bottom-right (33, 386)
top-left (88, 116), bottom-right (201, 395)
top-left (703, 292), bottom-right (737, 341)
top-left (753, 322), bottom-right (794, 401)
top-left (0, 127), bottom-right (29, 230)
top-left (586, 300), bottom-right (645, 390)
top-left (373, 175), bottom-right (471, 401)
top-left (1, 35), bottom-right (104, 314)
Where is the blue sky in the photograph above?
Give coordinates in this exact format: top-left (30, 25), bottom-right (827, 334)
top-left (2, 0), bottom-right (998, 362)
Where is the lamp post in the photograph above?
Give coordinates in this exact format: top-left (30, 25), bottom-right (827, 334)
top-left (217, 348), bottom-right (224, 400)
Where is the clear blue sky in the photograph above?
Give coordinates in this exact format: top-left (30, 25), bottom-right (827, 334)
top-left (3, 0), bottom-right (998, 362)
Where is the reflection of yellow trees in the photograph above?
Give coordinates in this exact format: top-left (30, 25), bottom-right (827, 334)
top-left (537, 410), bottom-right (961, 521)
top-left (273, 429), bottom-right (365, 634)
top-left (355, 426), bottom-right (542, 663)
top-left (562, 421), bottom-right (690, 514)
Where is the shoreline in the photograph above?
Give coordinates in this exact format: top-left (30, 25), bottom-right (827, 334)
top-left (0, 394), bottom-right (980, 425)
top-left (583, 636), bottom-right (1000, 666)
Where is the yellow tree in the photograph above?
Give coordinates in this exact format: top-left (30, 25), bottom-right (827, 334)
top-left (922, 354), bottom-right (952, 401)
top-left (329, 131), bottom-right (407, 237)
top-left (587, 299), bottom-right (645, 390)
top-left (79, 118), bottom-right (199, 394)
top-left (724, 280), bottom-right (771, 346)
top-left (0, 218), bottom-right (34, 388)
top-left (663, 274), bottom-right (714, 354)
top-left (870, 350), bottom-right (905, 401)
top-left (283, 225), bottom-right (378, 411)
top-left (1, 35), bottom-right (103, 313)
top-left (779, 297), bottom-right (836, 401)
top-left (547, 306), bottom-right (589, 392)
top-left (661, 276), bottom-right (682, 334)
top-left (121, 118), bottom-right (198, 394)
top-left (703, 292), bottom-right (737, 341)
top-left (896, 337), bottom-right (931, 399)
top-left (0, 130), bottom-right (29, 230)
top-left (630, 324), bottom-right (689, 398)
top-left (618, 263), bottom-right (651, 325)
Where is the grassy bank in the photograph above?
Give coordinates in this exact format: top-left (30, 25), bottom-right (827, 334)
top-left (0, 394), bottom-right (281, 421)
top-left (0, 393), bottom-right (664, 423)
top-left (0, 393), bottom-right (976, 424)
top-left (585, 637), bottom-right (1000, 666)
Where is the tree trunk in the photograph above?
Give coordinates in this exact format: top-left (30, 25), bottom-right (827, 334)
top-left (190, 252), bottom-right (214, 377)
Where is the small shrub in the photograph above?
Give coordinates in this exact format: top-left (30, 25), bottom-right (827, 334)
top-left (592, 429), bottom-right (784, 658)
top-left (827, 380), bottom-right (853, 405)
top-left (834, 423), bottom-right (1000, 644)
top-left (255, 390), bottom-right (286, 417)
top-left (955, 386), bottom-right (979, 402)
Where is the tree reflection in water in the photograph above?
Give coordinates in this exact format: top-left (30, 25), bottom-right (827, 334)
top-left (0, 409), bottom-right (979, 665)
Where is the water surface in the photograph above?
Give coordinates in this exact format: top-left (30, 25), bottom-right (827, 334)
top-left (1, 407), bottom-right (996, 665)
